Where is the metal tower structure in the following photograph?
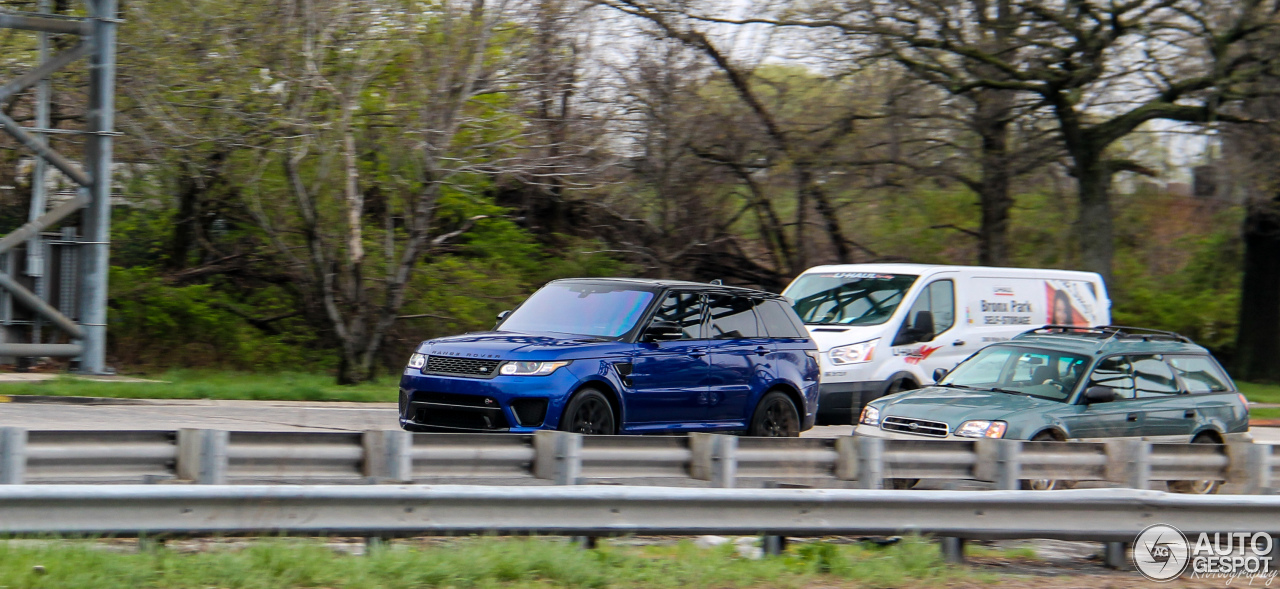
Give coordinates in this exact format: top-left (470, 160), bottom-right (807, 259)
top-left (0, 0), bottom-right (116, 373)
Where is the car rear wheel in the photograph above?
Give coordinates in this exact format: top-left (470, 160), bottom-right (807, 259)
top-left (1168, 434), bottom-right (1222, 494)
top-left (559, 388), bottom-right (617, 435)
top-left (1020, 431), bottom-right (1076, 491)
top-left (748, 391), bottom-right (800, 437)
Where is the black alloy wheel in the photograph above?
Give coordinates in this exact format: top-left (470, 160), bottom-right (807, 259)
top-left (749, 391), bottom-right (801, 437)
top-left (560, 388), bottom-right (617, 435)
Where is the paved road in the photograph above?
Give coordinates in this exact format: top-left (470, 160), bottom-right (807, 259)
top-left (0, 399), bottom-right (1277, 443)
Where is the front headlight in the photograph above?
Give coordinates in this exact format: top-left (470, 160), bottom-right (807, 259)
top-left (407, 353), bottom-right (427, 369)
top-left (860, 405), bottom-right (881, 426)
top-left (828, 339), bottom-right (879, 365)
top-left (499, 360), bottom-right (571, 376)
top-left (955, 420), bottom-right (1008, 438)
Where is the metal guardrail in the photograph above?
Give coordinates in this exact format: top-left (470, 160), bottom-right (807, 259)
top-left (0, 484), bottom-right (1279, 543)
top-left (0, 427), bottom-right (1275, 493)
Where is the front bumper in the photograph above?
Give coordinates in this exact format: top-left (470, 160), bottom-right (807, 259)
top-left (399, 366), bottom-right (593, 433)
top-left (817, 381), bottom-right (884, 425)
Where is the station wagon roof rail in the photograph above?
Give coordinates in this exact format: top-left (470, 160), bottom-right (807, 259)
top-left (1014, 324), bottom-right (1201, 355)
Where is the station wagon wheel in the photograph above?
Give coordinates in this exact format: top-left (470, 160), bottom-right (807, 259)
top-left (560, 388), bottom-right (617, 435)
top-left (748, 391), bottom-right (800, 437)
top-left (1168, 434), bottom-right (1222, 494)
top-left (1020, 431), bottom-right (1076, 491)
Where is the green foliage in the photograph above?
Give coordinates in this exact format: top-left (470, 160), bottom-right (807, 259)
top-left (0, 536), bottom-right (997, 589)
top-left (109, 267), bottom-right (329, 370)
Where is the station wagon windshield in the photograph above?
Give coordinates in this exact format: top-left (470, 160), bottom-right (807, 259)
top-left (787, 273), bottom-right (917, 326)
top-left (940, 345), bottom-right (1090, 401)
top-left (498, 283), bottom-right (655, 338)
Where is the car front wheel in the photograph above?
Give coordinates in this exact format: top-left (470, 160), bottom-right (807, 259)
top-left (748, 391), bottom-right (801, 437)
top-left (559, 388), bottom-right (617, 435)
top-left (1020, 431), bottom-right (1076, 491)
top-left (1167, 433), bottom-right (1222, 494)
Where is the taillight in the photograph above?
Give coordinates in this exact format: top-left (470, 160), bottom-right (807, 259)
top-left (1240, 393), bottom-right (1250, 415)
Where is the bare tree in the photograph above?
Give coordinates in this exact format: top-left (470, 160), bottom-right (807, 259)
top-left (685, 0), bottom-right (1280, 281)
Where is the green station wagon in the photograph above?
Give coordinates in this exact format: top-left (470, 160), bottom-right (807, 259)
top-left (855, 326), bottom-right (1250, 490)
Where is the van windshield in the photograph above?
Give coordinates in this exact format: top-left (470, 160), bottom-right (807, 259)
top-left (499, 283), bottom-right (656, 338)
top-left (786, 273), bottom-right (917, 326)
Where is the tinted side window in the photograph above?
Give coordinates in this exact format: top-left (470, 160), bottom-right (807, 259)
top-left (651, 292), bottom-right (705, 339)
top-left (759, 300), bottom-right (805, 338)
top-left (707, 296), bottom-right (760, 339)
top-left (1169, 356), bottom-right (1232, 393)
top-left (903, 280), bottom-right (955, 336)
top-left (1089, 357), bottom-right (1136, 400)
top-left (1132, 355), bottom-right (1180, 396)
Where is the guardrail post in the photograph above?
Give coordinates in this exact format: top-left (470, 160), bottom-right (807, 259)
top-left (534, 430), bottom-right (582, 485)
top-left (534, 431), bottom-right (592, 547)
top-left (853, 436), bottom-right (884, 490)
top-left (0, 427), bottom-right (26, 484)
top-left (995, 440), bottom-right (1022, 490)
top-left (939, 536), bottom-right (965, 563)
top-left (1228, 443), bottom-right (1272, 495)
top-left (690, 433), bottom-right (737, 488)
top-left (1104, 541), bottom-right (1131, 570)
top-left (1105, 439), bottom-right (1150, 490)
top-left (362, 430), bottom-right (412, 483)
top-left (177, 429), bottom-right (228, 485)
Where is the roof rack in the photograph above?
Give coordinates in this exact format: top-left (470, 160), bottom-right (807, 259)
top-left (1017, 324), bottom-right (1194, 344)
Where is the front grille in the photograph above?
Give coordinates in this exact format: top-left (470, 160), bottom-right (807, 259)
top-left (425, 355), bottom-right (501, 377)
top-left (881, 416), bottom-right (950, 438)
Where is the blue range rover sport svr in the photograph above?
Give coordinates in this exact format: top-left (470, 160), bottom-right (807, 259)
top-left (399, 278), bottom-right (820, 436)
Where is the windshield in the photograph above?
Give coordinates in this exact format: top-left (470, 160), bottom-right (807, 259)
top-left (940, 345), bottom-right (1090, 402)
top-left (498, 283), bottom-right (655, 338)
top-left (786, 273), bottom-right (917, 325)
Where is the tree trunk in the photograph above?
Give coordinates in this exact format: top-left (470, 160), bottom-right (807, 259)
top-left (974, 92), bottom-right (1013, 267)
top-left (1073, 155), bottom-right (1114, 283)
top-left (1235, 192), bottom-right (1280, 382)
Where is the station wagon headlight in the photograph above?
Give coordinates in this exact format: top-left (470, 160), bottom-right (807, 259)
top-left (828, 339), bottom-right (878, 365)
top-left (407, 353), bottom-right (427, 369)
top-left (499, 361), bottom-right (571, 376)
top-left (860, 405), bottom-right (881, 426)
top-left (955, 420), bottom-right (1008, 439)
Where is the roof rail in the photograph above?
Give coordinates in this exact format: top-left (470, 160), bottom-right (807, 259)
top-left (1017, 324), bottom-right (1194, 344)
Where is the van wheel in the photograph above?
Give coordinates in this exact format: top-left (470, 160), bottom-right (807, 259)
top-left (889, 478), bottom-right (919, 489)
top-left (1020, 431), bottom-right (1076, 490)
top-left (559, 388), bottom-right (617, 435)
top-left (1168, 434), bottom-right (1222, 494)
top-left (748, 392), bottom-right (800, 437)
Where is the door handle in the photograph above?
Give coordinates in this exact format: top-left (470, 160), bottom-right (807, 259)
top-left (1184, 409), bottom-right (1196, 419)
top-left (952, 340), bottom-right (966, 346)
top-left (754, 346), bottom-right (769, 356)
top-left (688, 350), bottom-right (707, 358)
top-left (1127, 412), bottom-right (1140, 422)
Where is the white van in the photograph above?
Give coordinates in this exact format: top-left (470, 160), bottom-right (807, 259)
top-left (781, 264), bottom-right (1110, 425)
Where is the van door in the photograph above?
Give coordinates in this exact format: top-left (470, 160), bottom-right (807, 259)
top-left (892, 277), bottom-right (966, 382)
top-left (704, 295), bottom-right (773, 425)
top-left (628, 291), bottom-right (710, 426)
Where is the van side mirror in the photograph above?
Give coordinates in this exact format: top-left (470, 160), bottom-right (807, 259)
top-left (642, 321), bottom-right (684, 342)
top-left (1082, 385), bottom-right (1116, 404)
top-left (496, 310), bottom-right (512, 322)
top-left (932, 368), bottom-right (948, 382)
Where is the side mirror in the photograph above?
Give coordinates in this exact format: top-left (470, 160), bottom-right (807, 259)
top-left (642, 321), bottom-right (684, 342)
top-left (496, 310), bottom-right (512, 322)
top-left (1082, 385), bottom-right (1116, 404)
top-left (932, 368), bottom-right (948, 382)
